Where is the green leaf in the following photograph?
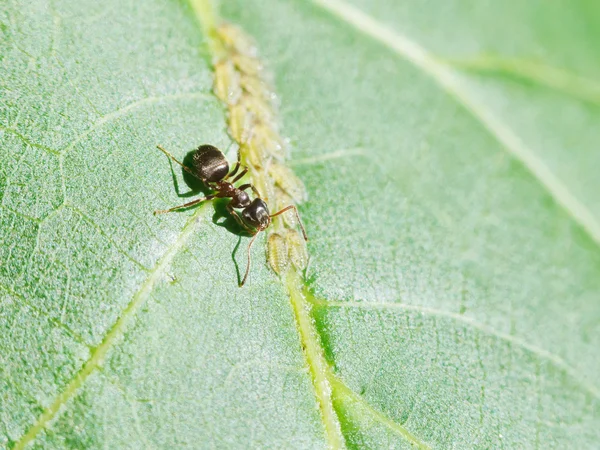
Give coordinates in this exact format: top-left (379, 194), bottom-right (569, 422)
top-left (1, 0), bottom-right (599, 448)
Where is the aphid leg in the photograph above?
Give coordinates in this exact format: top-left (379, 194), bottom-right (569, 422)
top-left (240, 231), bottom-right (260, 287)
top-left (238, 183), bottom-right (261, 198)
top-left (270, 205), bottom-right (308, 241)
top-left (226, 203), bottom-right (254, 233)
top-left (154, 194), bottom-right (215, 215)
top-left (156, 145), bottom-right (204, 182)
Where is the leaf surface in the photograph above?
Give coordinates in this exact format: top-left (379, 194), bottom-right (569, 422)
top-left (1, 0), bottom-right (599, 448)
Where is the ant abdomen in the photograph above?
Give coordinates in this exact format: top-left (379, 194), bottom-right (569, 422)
top-left (193, 145), bottom-right (230, 182)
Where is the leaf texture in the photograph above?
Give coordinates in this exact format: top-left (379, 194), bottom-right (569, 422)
top-left (1, 0), bottom-right (599, 448)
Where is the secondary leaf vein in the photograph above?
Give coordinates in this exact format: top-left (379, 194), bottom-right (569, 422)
top-left (327, 370), bottom-right (431, 449)
top-left (316, 299), bottom-right (600, 400)
top-left (310, 0), bottom-right (600, 249)
top-left (59, 92), bottom-right (213, 157)
top-left (11, 206), bottom-right (209, 450)
top-left (443, 54), bottom-right (600, 106)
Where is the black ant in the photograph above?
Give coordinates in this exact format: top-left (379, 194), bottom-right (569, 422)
top-left (154, 144), bottom-right (308, 286)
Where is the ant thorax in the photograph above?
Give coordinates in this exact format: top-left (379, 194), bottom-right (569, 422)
top-left (210, 180), bottom-right (250, 208)
top-left (231, 188), bottom-right (251, 208)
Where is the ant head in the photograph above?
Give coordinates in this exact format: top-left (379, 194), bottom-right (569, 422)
top-left (230, 189), bottom-right (251, 209)
top-left (242, 198), bottom-right (271, 231)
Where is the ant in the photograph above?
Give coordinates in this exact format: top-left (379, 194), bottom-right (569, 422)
top-left (153, 144), bottom-right (308, 286)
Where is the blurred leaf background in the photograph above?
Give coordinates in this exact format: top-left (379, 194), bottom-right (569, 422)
top-left (1, 0), bottom-right (599, 448)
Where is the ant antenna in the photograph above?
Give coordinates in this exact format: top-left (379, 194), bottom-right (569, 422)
top-left (270, 205), bottom-right (308, 241)
top-left (240, 232), bottom-right (260, 287)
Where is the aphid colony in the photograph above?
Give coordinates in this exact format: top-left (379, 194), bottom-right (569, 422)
top-left (154, 23), bottom-right (309, 286)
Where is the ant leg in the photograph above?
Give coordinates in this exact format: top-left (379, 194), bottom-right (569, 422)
top-left (156, 145), bottom-right (204, 182)
top-left (270, 205), bottom-right (308, 241)
top-left (228, 161), bottom-right (241, 179)
top-left (238, 183), bottom-right (261, 198)
top-left (240, 232), bottom-right (260, 287)
top-left (226, 148), bottom-right (242, 179)
top-left (154, 194), bottom-right (215, 215)
top-left (230, 166), bottom-right (249, 184)
top-left (226, 203), bottom-right (254, 234)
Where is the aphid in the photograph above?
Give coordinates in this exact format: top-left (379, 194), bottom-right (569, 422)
top-left (240, 74), bottom-right (279, 108)
top-left (240, 93), bottom-right (275, 126)
top-left (251, 124), bottom-right (286, 160)
top-left (267, 232), bottom-right (288, 274)
top-left (229, 102), bottom-right (255, 144)
top-left (274, 186), bottom-right (298, 229)
top-left (214, 60), bottom-right (242, 106)
top-left (285, 229), bottom-right (309, 271)
top-left (232, 53), bottom-right (263, 77)
top-left (244, 139), bottom-right (265, 169)
top-left (217, 23), bottom-right (258, 58)
top-left (269, 162), bottom-right (308, 203)
top-left (154, 144), bottom-right (308, 286)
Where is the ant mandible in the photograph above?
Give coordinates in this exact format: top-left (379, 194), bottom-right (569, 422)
top-left (153, 144), bottom-right (308, 287)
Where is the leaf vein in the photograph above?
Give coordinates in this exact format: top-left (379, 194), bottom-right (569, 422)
top-left (311, 0), bottom-right (600, 249)
top-left (443, 54), bottom-right (600, 106)
top-left (317, 299), bottom-right (600, 400)
top-left (65, 204), bottom-right (150, 272)
top-left (59, 91), bottom-right (213, 158)
top-left (11, 206), bottom-right (209, 449)
top-left (327, 370), bottom-right (431, 449)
